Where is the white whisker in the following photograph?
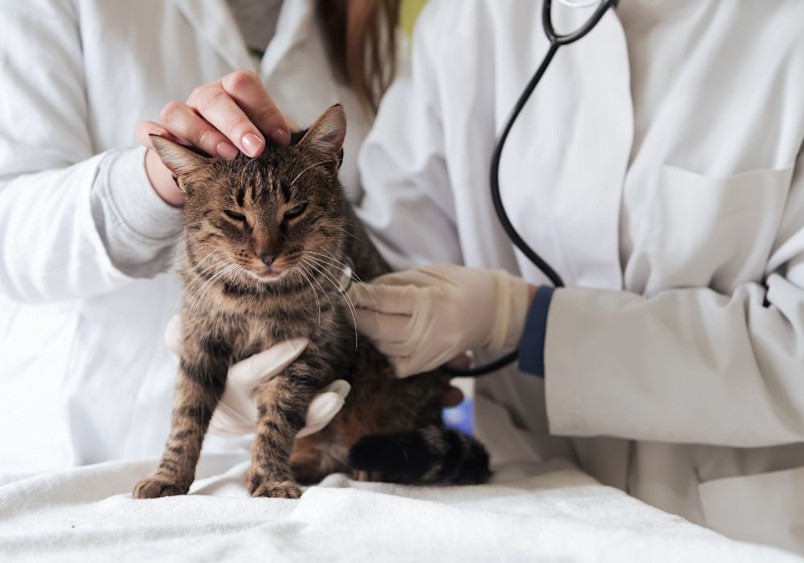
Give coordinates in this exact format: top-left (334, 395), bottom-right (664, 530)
top-left (294, 263), bottom-right (322, 327)
top-left (304, 252), bottom-right (380, 309)
top-left (184, 261), bottom-right (239, 313)
top-left (305, 255), bottom-right (358, 349)
top-left (301, 257), bottom-right (337, 322)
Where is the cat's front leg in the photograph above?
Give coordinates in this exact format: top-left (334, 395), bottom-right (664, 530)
top-left (247, 363), bottom-right (322, 498)
top-left (133, 342), bottom-right (228, 499)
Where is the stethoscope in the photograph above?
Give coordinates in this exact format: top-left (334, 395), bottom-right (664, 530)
top-left (443, 0), bottom-right (619, 377)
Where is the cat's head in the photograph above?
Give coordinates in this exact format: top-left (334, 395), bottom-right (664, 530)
top-left (151, 105), bottom-right (349, 290)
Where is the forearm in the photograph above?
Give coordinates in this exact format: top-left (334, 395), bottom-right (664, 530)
top-left (0, 1), bottom-right (181, 301)
top-left (90, 146), bottom-right (183, 278)
top-left (544, 278), bottom-right (804, 447)
top-left (0, 148), bottom-right (182, 303)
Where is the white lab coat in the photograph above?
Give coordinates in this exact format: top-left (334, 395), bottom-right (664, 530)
top-left (0, 0), bottom-right (373, 470)
top-left (357, 0), bottom-right (804, 553)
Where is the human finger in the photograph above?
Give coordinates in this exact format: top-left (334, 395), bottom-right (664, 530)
top-left (436, 373), bottom-right (466, 407)
top-left (137, 121), bottom-right (181, 148)
top-left (295, 380), bottom-right (351, 439)
top-left (446, 353), bottom-right (473, 370)
top-left (228, 338), bottom-right (309, 387)
top-left (164, 315), bottom-right (183, 358)
top-left (390, 354), bottom-right (435, 379)
top-left (354, 309), bottom-right (413, 346)
top-left (392, 346), bottom-right (460, 379)
top-left (442, 386), bottom-right (464, 408)
top-left (187, 79), bottom-right (266, 157)
top-left (160, 100), bottom-right (240, 160)
top-left (220, 70), bottom-right (291, 146)
top-left (365, 268), bottom-right (442, 289)
top-left (208, 397), bottom-right (255, 437)
top-left (348, 283), bottom-right (422, 315)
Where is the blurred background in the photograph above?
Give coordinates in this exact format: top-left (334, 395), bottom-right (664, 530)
top-left (401, 0), bottom-right (427, 36)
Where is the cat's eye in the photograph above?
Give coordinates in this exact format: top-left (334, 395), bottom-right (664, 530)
top-left (224, 210), bottom-right (246, 222)
top-left (284, 203), bottom-right (307, 219)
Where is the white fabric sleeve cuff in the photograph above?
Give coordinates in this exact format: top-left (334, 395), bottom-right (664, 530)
top-left (90, 146), bottom-right (184, 277)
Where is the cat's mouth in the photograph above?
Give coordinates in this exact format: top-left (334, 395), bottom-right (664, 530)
top-left (243, 256), bottom-right (300, 283)
top-left (250, 260), bottom-right (300, 282)
top-left (255, 266), bottom-right (284, 280)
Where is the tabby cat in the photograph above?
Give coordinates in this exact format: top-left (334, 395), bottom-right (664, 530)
top-left (133, 105), bottom-right (490, 499)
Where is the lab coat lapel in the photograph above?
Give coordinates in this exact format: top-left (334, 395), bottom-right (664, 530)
top-left (551, 3), bottom-right (632, 290)
top-left (259, 0), bottom-right (341, 125)
top-left (260, 0), bottom-right (317, 78)
top-left (171, 0), bottom-right (255, 72)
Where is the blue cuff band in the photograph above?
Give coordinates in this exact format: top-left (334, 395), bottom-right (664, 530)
top-left (518, 286), bottom-right (554, 378)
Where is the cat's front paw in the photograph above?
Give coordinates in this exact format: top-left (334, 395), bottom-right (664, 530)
top-left (251, 480), bottom-right (302, 499)
top-left (133, 476), bottom-right (190, 499)
top-left (247, 470), bottom-right (302, 498)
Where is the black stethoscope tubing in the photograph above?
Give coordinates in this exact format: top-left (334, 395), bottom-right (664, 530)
top-left (443, 0), bottom-right (618, 377)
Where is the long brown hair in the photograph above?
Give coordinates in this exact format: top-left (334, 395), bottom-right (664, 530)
top-left (316, 0), bottom-right (401, 114)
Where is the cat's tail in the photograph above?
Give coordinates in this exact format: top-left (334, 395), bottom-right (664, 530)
top-left (348, 425), bottom-right (491, 485)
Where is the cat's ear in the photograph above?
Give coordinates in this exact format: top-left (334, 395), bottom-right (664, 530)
top-left (298, 104), bottom-right (346, 167)
top-left (149, 135), bottom-right (210, 186)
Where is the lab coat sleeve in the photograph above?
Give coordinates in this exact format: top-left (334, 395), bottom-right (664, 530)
top-left (354, 1), bottom-right (462, 271)
top-left (0, 1), bottom-right (182, 303)
top-left (89, 147), bottom-right (184, 279)
top-left (545, 151), bottom-right (804, 447)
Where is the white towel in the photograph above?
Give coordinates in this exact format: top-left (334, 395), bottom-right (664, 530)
top-left (0, 455), bottom-right (799, 562)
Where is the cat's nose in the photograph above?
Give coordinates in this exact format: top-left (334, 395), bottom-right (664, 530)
top-left (259, 253), bottom-right (279, 267)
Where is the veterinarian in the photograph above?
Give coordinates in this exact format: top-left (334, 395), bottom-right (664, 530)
top-left (347, 0), bottom-right (804, 553)
top-left (0, 0), bottom-right (400, 471)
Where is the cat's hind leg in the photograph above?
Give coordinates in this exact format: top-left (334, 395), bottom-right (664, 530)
top-left (290, 433), bottom-right (349, 485)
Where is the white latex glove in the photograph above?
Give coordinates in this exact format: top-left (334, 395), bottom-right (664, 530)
top-left (165, 316), bottom-right (350, 437)
top-left (349, 263), bottom-right (531, 378)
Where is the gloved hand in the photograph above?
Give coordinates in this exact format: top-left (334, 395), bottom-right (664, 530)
top-left (349, 263), bottom-right (532, 378)
top-left (164, 316), bottom-right (350, 437)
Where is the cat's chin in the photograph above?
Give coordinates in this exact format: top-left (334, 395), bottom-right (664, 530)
top-left (246, 267), bottom-right (287, 284)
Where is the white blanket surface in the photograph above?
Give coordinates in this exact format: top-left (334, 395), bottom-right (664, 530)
top-left (0, 455), bottom-right (799, 562)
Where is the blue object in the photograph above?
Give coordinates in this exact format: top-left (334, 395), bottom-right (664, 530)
top-left (443, 399), bottom-right (474, 436)
top-left (518, 286), bottom-right (555, 378)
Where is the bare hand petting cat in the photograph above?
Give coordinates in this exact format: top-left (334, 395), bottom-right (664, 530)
top-left (349, 264), bottom-right (537, 378)
top-left (138, 70), bottom-right (294, 206)
top-left (164, 316), bottom-right (350, 438)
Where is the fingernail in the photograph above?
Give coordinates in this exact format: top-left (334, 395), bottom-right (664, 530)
top-left (241, 133), bottom-right (264, 157)
top-left (216, 142), bottom-right (239, 161)
top-left (269, 128), bottom-right (291, 146)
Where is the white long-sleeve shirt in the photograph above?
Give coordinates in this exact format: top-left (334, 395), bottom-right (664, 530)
top-left (0, 0), bottom-right (373, 471)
